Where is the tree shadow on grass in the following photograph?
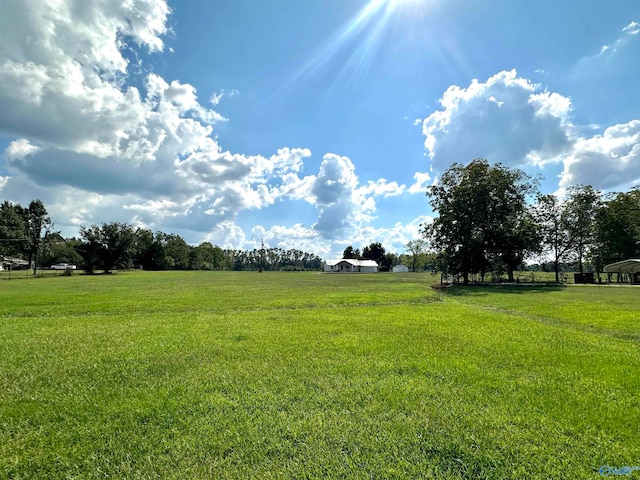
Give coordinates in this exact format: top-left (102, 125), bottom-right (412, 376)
top-left (443, 283), bottom-right (567, 297)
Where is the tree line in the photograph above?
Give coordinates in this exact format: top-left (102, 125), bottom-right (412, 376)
top-left (0, 202), bottom-right (322, 273)
top-left (425, 159), bottom-right (640, 285)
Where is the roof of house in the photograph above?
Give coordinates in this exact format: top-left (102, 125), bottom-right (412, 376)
top-left (603, 259), bottom-right (640, 274)
top-left (326, 259), bottom-right (379, 267)
top-left (2, 256), bottom-right (28, 265)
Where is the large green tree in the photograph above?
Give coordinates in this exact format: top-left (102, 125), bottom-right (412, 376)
top-left (0, 201), bottom-right (27, 258)
top-left (591, 188), bottom-right (640, 275)
top-left (79, 222), bottom-right (136, 273)
top-left (342, 246), bottom-right (360, 259)
top-left (362, 242), bottom-right (391, 271)
top-left (563, 185), bottom-right (601, 274)
top-left (535, 186), bottom-right (602, 282)
top-left (405, 239), bottom-right (429, 272)
top-left (24, 200), bottom-right (53, 274)
top-left (425, 159), bottom-right (539, 284)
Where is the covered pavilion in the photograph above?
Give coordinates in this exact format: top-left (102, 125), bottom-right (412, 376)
top-left (603, 259), bottom-right (640, 284)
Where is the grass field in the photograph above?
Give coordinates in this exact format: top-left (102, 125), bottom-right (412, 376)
top-left (1, 271), bottom-right (638, 479)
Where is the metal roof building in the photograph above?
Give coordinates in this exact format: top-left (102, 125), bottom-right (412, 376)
top-left (324, 259), bottom-right (379, 273)
top-left (603, 259), bottom-right (640, 284)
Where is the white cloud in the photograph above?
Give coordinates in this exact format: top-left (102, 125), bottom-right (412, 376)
top-left (311, 153), bottom-right (363, 237)
top-left (560, 120), bottom-right (640, 190)
top-left (622, 21), bottom-right (639, 36)
top-left (422, 69), bottom-right (574, 172)
top-left (4, 139), bottom-right (40, 160)
top-left (408, 171), bottom-right (431, 194)
top-left (358, 179), bottom-right (405, 197)
top-left (421, 67), bottom-right (640, 194)
top-left (0, 176), bottom-right (10, 191)
top-left (0, 0), bottom-right (331, 243)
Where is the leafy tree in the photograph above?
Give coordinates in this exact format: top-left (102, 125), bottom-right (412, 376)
top-left (79, 222), bottom-right (136, 273)
top-left (24, 200), bottom-right (53, 274)
top-left (362, 242), bottom-right (391, 271)
top-left (426, 159), bottom-right (539, 284)
top-left (535, 186), bottom-right (602, 282)
top-left (38, 233), bottom-right (82, 267)
top-left (591, 188), bottom-right (640, 276)
top-left (160, 233), bottom-right (190, 270)
top-left (132, 228), bottom-right (157, 270)
top-left (534, 194), bottom-right (571, 283)
top-left (406, 239), bottom-right (429, 272)
top-left (563, 185), bottom-right (601, 274)
top-left (0, 201), bottom-right (27, 258)
top-left (342, 246), bottom-right (360, 259)
top-left (190, 242), bottom-right (225, 270)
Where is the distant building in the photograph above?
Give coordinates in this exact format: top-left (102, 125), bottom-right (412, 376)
top-left (1, 256), bottom-right (29, 270)
top-left (392, 264), bottom-right (409, 273)
top-left (324, 259), bottom-right (379, 273)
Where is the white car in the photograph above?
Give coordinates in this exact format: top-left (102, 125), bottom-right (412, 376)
top-left (50, 263), bottom-right (77, 270)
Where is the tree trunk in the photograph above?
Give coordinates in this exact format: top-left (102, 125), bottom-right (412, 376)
top-left (578, 244), bottom-right (584, 274)
top-left (463, 271), bottom-right (469, 286)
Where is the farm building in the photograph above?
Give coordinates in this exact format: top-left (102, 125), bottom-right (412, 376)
top-left (603, 259), bottom-right (640, 284)
top-left (392, 265), bottom-right (409, 273)
top-left (324, 259), bottom-right (379, 273)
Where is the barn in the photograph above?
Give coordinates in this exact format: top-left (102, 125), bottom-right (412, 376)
top-left (324, 259), bottom-right (379, 273)
top-left (392, 265), bottom-right (409, 273)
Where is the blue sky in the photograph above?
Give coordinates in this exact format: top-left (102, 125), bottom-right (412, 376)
top-left (1, 0), bottom-right (639, 257)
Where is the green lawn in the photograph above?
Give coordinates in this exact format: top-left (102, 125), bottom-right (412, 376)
top-left (1, 271), bottom-right (638, 479)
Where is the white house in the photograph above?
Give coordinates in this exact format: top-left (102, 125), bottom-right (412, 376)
top-left (324, 259), bottom-right (379, 273)
top-left (392, 264), bottom-right (409, 273)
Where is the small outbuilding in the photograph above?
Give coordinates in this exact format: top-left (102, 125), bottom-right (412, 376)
top-left (392, 264), bottom-right (409, 273)
top-left (324, 259), bottom-right (379, 273)
top-left (603, 259), bottom-right (640, 284)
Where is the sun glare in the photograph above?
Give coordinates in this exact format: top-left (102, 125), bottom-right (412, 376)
top-left (284, 0), bottom-right (433, 95)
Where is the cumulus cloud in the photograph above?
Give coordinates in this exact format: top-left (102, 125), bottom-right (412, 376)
top-left (408, 171), bottom-right (432, 194)
top-left (0, 0), bottom-right (333, 243)
top-left (422, 69), bottom-right (574, 172)
top-left (4, 139), bottom-right (40, 160)
top-left (560, 120), bottom-right (640, 189)
top-left (359, 179), bottom-right (405, 198)
top-left (0, 0), bottom-right (413, 252)
top-left (311, 153), bottom-right (364, 237)
top-left (419, 66), bottom-right (640, 193)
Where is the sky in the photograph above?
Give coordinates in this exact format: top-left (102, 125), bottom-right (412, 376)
top-left (1, 0), bottom-right (639, 258)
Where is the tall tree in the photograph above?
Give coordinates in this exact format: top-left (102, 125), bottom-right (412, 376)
top-left (535, 186), bottom-right (602, 282)
top-left (534, 194), bottom-right (571, 283)
top-left (362, 242), bottom-right (391, 270)
top-left (24, 200), bottom-right (53, 274)
top-left (405, 239), bottom-right (429, 272)
top-left (342, 246), bottom-right (360, 259)
top-left (0, 201), bottom-right (27, 258)
top-left (563, 185), bottom-right (601, 274)
top-left (426, 159), bottom-right (539, 284)
top-left (79, 222), bottom-right (136, 273)
top-left (591, 188), bottom-right (640, 276)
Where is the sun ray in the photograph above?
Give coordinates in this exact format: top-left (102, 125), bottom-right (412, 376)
top-left (286, 0), bottom-right (396, 87)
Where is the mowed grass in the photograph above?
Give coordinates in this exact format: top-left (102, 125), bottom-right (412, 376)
top-left (0, 272), bottom-right (638, 479)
